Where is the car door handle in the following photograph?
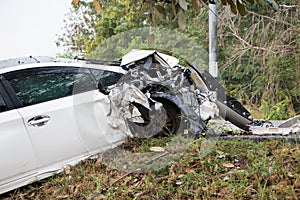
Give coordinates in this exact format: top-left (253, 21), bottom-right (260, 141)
top-left (27, 115), bottom-right (50, 127)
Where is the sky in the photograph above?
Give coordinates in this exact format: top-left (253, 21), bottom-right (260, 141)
top-left (0, 0), bottom-right (72, 60)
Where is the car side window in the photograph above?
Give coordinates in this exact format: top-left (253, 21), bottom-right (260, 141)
top-left (4, 67), bottom-right (96, 107)
top-left (90, 69), bottom-right (123, 87)
top-left (0, 94), bottom-right (7, 112)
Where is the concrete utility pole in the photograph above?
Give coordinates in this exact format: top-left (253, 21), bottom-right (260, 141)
top-left (209, 1), bottom-right (218, 78)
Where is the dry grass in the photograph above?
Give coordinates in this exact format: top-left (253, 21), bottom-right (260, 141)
top-left (2, 138), bottom-right (300, 199)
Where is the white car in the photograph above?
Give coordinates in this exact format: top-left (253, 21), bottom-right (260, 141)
top-left (1, 51), bottom-right (201, 194)
top-left (0, 56), bottom-right (132, 194)
top-left (1, 50), bottom-right (277, 194)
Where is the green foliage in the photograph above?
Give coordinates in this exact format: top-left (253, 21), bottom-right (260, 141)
top-left (216, 0), bottom-right (299, 119)
top-left (88, 27), bottom-right (208, 71)
top-left (259, 97), bottom-right (295, 120)
top-left (56, 1), bottom-right (99, 57)
top-left (91, 0), bottom-right (146, 46)
top-left (57, 0), bottom-right (147, 57)
top-left (58, 0), bottom-right (299, 119)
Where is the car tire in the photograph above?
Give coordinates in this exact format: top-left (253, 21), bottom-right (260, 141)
top-left (129, 96), bottom-right (181, 138)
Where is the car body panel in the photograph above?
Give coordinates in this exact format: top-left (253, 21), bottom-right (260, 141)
top-left (73, 90), bottom-right (128, 151)
top-left (17, 96), bottom-right (87, 168)
top-left (0, 109), bottom-right (37, 186)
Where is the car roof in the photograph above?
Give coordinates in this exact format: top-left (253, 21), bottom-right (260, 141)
top-left (0, 56), bottom-right (82, 69)
top-left (0, 56), bottom-right (125, 74)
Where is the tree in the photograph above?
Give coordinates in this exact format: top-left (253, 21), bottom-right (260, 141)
top-left (71, 0), bottom-right (280, 29)
top-left (58, 0), bottom-right (147, 57)
top-left (216, 4), bottom-right (299, 118)
top-left (57, 0), bottom-right (299, 119)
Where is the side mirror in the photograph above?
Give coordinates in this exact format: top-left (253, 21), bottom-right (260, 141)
top-left (97, 81), bottom-right (110, 95)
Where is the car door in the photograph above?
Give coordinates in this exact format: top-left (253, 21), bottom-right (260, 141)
top-left (0, 79), bottom-right (36, 188)
top-left (73, 68), bottom-right (128, 152)
top-left (3, 66), bottom-right (92, 171)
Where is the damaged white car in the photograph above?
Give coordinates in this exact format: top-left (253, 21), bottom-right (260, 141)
top-left (0, 56), bottom-right (132, 194)
top-left (0, 51), bottom-right (211, 194)
top-left (0, 51), bottom-right (199, 194)
top-left (1, 50), bottom-right (299, 194)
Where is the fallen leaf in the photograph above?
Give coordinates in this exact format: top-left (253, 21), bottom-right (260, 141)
top-left (149, 147), bottom-right (165, 152)
top-left (217, 150), bottom-right (227, 159)
top-left (29, 192), bottom-right (35, 198)
top-left (218, 154), bottom-right (227, 159)
top-left (65, 165), bottom-right (71, 175)
top-left (202, 186), bottom-right (208, 191)
top-left (223, 163), bottom-right (235, 168)
top-left (294, 179), bottom-right (300, 188)
top-left (176, 181), bottom-right (183, 185)
top-left (95, 159), bottom-right (102, 167)
top-left (185, 168), bottom-right (195, 174)
top-left (56, 194), bottom-right (69, 199)
top-left (169, 164), bottom-right (176, 177)
top-left (178, 174), bottom-right (184, 178)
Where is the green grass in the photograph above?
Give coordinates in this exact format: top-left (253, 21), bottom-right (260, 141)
top-left (2, 138), bottom-right (300, 199)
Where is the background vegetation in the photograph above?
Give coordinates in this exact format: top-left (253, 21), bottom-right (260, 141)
top-left (57, 0), bottom-right (299, 119)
